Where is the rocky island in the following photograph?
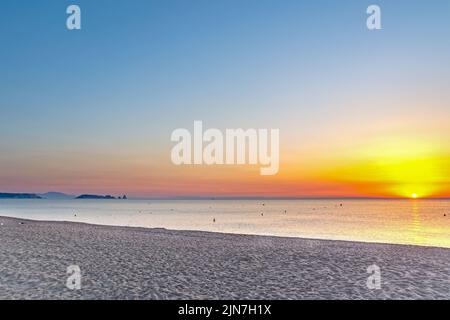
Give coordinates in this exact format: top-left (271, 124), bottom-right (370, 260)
top-left (76, 194), bottom-right (116, 200)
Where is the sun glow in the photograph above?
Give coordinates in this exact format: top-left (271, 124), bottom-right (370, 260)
top-left (318, 135), bottom-right (450, 198)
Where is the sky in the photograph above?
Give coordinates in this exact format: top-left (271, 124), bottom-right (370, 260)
top-left (1, 0), bottom-right (450, 198)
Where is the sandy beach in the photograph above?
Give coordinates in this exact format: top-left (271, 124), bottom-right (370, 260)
top-left (0, 216), bottom-right (449, 300)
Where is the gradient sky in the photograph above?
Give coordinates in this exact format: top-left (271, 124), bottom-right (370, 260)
top-left (1, 0), bottom-right (450, 198)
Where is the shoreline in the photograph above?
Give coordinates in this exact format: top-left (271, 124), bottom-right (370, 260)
top-left (1, 216), bottom-right (449, 299)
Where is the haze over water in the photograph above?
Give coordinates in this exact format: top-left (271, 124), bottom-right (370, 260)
top-left (1, 199), bottom-right (449, 248)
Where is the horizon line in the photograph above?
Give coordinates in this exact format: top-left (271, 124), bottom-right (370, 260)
top-left (2, 192), bottom-right (450, 201)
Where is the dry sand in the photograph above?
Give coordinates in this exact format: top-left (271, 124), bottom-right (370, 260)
top-left (0, 216), bottom-right (449, 299)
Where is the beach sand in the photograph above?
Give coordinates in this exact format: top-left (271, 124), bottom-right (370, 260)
top-left (0, 216), bottom-right (449, 300)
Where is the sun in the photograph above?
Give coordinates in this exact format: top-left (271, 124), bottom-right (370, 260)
top-left (411, 193), bottom-right (418, 199)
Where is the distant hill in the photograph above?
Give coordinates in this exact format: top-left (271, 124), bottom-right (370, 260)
top-left (0, 193), bottom-right (42, 199)
top-left (39, 192), bottom-right (75, 200)
top-left (76, 194), bottom-right (116, 200)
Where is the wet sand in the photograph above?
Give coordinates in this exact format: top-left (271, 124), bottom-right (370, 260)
top-left (0, 216), bottom-right (449, 299)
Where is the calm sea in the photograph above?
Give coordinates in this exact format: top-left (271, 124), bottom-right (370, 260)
top-left (0, 199), bottom-right (449, 248)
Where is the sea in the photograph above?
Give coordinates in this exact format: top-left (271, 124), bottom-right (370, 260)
top-left (0, 199), bottom-right (449, 248)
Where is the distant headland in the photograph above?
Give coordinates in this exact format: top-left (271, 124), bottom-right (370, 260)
top-left (0, 192), bottom-right (128, 200)
top-left (0, 193), bottom-right (42, 199)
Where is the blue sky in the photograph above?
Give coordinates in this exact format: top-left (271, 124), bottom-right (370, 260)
top-left (1, 0), bottom-right (450, 196)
